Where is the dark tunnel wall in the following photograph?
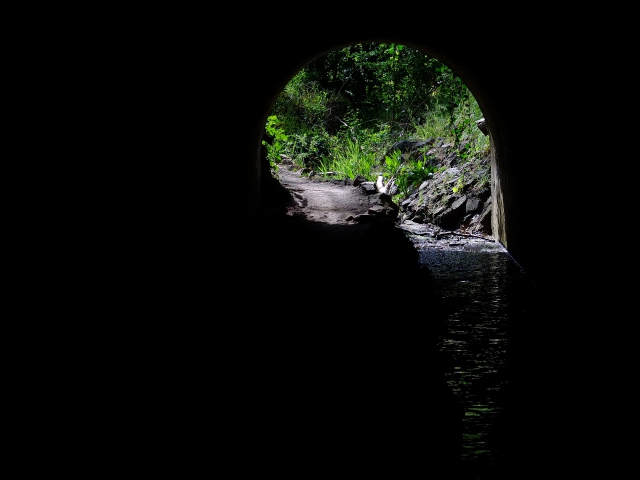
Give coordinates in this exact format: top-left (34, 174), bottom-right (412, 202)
top-left (119, 12), bottom-right (597, 344)
top-left (111, 6), bottom-right (620, 477)
top-left (113, 8), bottom-right (604, 309)
top-left (234, 29), bottom-right (566, 301)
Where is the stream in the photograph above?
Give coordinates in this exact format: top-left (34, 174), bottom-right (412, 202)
top-left (409, 232), bottom-right (548, 479)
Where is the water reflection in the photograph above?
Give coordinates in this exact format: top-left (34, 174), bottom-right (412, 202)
top-left (412, 236), bottom-right (545, 479)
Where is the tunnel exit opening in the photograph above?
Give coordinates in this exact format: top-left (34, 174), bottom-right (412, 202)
top-left (261, 41), bottom-right (502, 246)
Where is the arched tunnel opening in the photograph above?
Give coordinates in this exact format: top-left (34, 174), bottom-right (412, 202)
top-left (258, 41), bottom-right (508, 248)
top-left (235, 33), bottom-right (573, 478)
top-left (262, 42), bottom-right (494, 236)
top-left (252, 43), bottom-right (549, 479)
top-left (212, 25), bottom-right (581, 477)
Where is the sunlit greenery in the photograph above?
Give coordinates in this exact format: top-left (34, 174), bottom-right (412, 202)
top-left (264, 43), bottom-right (489, 204)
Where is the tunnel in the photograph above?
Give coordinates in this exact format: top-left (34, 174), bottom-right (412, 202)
top-left (125, 9), bottom-right (609, 479)
top-left (224, 27), bottom-right (572, 305)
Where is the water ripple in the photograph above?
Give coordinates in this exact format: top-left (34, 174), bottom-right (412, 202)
top-left (414, 237), bottom-right (545, 478)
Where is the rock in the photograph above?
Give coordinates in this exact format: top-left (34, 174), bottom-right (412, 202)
top-left (476, 118), bottom-right (489, 135)
top-left (359, 182), bottom-right (377, 194)
top-left (397, 143), bottom-right (492, 235)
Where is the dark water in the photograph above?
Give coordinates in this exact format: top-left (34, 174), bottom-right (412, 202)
top-left (411, 234), bottom-right (548, 479)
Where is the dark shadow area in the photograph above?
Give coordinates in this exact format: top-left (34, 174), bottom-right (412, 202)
top-left (255, 175), bottom-right (562, 479)
top-left (256, 176), bottom-right (468, 475)
top-left (257, 170), bottom-right (427, 286)
top-left (416, 241), bottom-right (559, 479)
top-left (95, 10), bottom-right (615, 477)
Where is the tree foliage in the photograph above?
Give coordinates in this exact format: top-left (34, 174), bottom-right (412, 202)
top-left (301, 43), bottom-right (465, 129)
top-left (265, 42), bottom-right (488, 201)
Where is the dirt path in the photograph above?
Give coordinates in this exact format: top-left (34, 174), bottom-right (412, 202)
top-left (257, 164), bottom-right (425, 282)
top-left (275, 166), bottom-right (379, 225)
top-left (255, 163), bottom-right (502, 297)
top-left (272, 164), bottom-right (496, 247)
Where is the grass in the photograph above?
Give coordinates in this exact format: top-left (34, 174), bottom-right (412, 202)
top-left (266, 69), bottom-right (491, 208)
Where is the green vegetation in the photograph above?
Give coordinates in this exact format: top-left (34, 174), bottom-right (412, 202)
top-left (262, 115), bottom-right (288, 170)
top-left (263, 42), bottom-right (490, 204)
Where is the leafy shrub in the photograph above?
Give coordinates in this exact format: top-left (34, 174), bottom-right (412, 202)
top-left (262, 115), bottom-right (288, 169)
top-left (265, 42), bottom-right (491, 204)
